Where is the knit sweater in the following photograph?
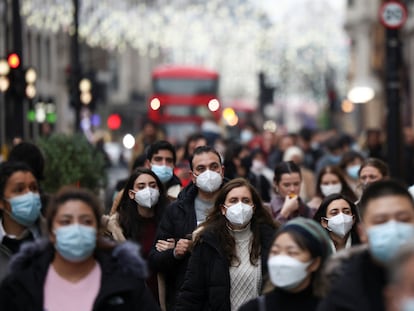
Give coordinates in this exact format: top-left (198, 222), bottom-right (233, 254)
top-left (229, 225), bottom-right (261, 311)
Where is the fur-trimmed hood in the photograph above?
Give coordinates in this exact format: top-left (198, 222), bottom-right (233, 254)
top-left (8, 238), bottom-right (148, 279)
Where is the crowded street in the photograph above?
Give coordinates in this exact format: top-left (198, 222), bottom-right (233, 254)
top-left (1, 1), bottom-right (414, 311)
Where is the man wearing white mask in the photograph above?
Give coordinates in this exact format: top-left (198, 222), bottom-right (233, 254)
top-left (149, 146), bottom-right (226, 311)
top-left (318, 179), bottom-right (414, 311)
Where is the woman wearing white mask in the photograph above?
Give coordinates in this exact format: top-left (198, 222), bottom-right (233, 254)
top-left (0, 186), bottom-right (160, 311)
top-left (239, 217), bottom-right (332, 311)
top-left (175, 178), bottom-right (277, 311)
top-left (307, 165), bottom-right (358, 211)
top-left (0, 161), bottom-right (43, 282)
top-left (102, 167), bottom-right (169, 301)
top-left (313, 193), bottom-right (361, 253)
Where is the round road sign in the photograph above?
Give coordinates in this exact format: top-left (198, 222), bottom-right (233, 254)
top-left (379, 1), bottom-right (408, 29)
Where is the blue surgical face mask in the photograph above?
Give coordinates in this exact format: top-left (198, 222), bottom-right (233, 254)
top-left (346, 164), bottom-right (360, 180)
top-left (151, 164), bottom-right (173, 183)
top-left (328, 154), bottom-right (342, 164)
top-left (55, 224), bottom-right (97, 262)
top-left (367, 220), bottom-right (414, 264)
top-left (7, 192), bottom-right (42, 227)
top-left (400, 298), bottom-right (414, 311)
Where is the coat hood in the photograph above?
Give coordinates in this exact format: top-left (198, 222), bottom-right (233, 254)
top-left (8, 238), bottom-right (148, 279)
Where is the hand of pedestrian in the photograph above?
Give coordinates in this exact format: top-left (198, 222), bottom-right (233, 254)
top-left (173, 238), bottom-right (193, 259)
top-left (156, 238), bottom-right (176, 252)
top-left (280, 194), bottom-right (299, 218)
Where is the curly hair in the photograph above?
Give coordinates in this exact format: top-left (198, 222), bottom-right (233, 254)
top-left (197, 178), bottom-right (277, 266)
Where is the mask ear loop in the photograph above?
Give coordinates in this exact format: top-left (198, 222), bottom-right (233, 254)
top-left (322, 217), bottom-right (333, 232)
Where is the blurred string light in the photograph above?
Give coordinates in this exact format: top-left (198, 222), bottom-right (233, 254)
top-left (20, 0), bottom-right (348, 102)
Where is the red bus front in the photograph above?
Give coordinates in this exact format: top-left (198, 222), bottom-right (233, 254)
top-left (148, 65), bottom-right (221, 141)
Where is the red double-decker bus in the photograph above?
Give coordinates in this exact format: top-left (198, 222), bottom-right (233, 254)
top-left (147, 65), bottom-right (221, 141)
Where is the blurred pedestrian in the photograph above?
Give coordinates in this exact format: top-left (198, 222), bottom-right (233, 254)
top-left (175, 133), bottom-right (207, 187)
top-left (102, 168), bottom-right (169, 302)
top-left (297, 127), bottom-right (323, 171)
top-left (283, 145), bottom-right (316, 202)
top-left (175, 178), bottom-right (277, 311)
top-left (360, 128), bottom-right (386, 161)
top-left (270, 161), bottom-right (314, 224)
top-left (149, 145), bottom-right (226, 311)
top-left (313, 193), bottom-right (361, 253)
top-left (315, 135), bottom-right (346, 175)
top-left (307, 165), bottom-right (357, 210)
top-left (246, 148), bottom-right (273, 204)
top-left (0, 186), bottom-right (161, 311)
top-left (131, 119), bottom-right (165, 168)
top-left (239, 217), bottom-right (332, 311)
top-left (338, 150), bottom-right (365, 197)
top-left (0, 161), bottom-right (44, 281)
top-left (317, 180), bottom-right (414, 311)
top-left (357, 157), bottom-right (389, 196)
top-left (223, 141), bottom-right (251, 180)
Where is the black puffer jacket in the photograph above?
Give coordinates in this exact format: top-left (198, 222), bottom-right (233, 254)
top-left (0, 239), bottom-right (160, 311)
top-left (175, 223), bottom-right (275, 311)
top-left (317, 248), bottom-right (386, 311)
top-left (239, 285), bottom-right (319, 311)
top-left (148, 182), bottom-right (200, 309)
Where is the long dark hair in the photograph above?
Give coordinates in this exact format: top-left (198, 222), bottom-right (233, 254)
top-left (313, 193), bottom-right (361, 244)
top-left (315, 165), bottom-right (357, 202)
top-left (117, 167), bottom-right (167, 241)
top-left (199, 178), bottom-right (277, 266)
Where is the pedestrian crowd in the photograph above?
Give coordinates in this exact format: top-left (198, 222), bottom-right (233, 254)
top-left (1, 123), bottom-right (414, 311)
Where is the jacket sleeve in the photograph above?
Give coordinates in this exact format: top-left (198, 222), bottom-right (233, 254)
top-left (175, 242), bottom-right (207, 311)
top-left (148, 203), bottom-right (182, 272)
top-left (0, 277), bottom-right (26, 311)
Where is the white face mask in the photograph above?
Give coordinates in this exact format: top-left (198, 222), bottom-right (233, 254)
top-left (324, 213), bottom-right (353, 237)
top-left (267, 255), bottom-right (312, 289)
top-left (194, 170), bottom-right (222, 193)
top-left (320, 183), bottom-right (342, 197)
top-left (251, 160), bottom-right (265, 174)
top-left (224, 202), bottom-right (253, 226)
top-left (133, 187), bottom-right (160, 208)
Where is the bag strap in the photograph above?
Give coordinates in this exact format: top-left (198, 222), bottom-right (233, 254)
top-left (257, 295), bottom-right (266, 311)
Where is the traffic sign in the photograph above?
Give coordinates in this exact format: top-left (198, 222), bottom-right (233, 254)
top-left (379, 1), bottom-right (407, 29)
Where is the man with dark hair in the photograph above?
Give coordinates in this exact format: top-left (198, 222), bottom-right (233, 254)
top-left (145, 140), bottom-right (182, 201)
top-left (318, 179), bottom-right (414, 311)
top-left (8, 142), bottom-right (45, 181)
top-left (149, 145), bottom-right (225, 311)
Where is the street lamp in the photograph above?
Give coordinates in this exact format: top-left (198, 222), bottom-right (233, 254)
top-left (0, 59), bottom-right (10, 92)
top-left (347, 75), bottom-right (380, 104)
top-left (79, 78), bottom-right (92, 105)
top-left (25, 67), bottom-right (37, 99)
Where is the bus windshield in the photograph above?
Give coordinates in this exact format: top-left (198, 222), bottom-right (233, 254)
top-left (154, 78), bottom-right (218, 95)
